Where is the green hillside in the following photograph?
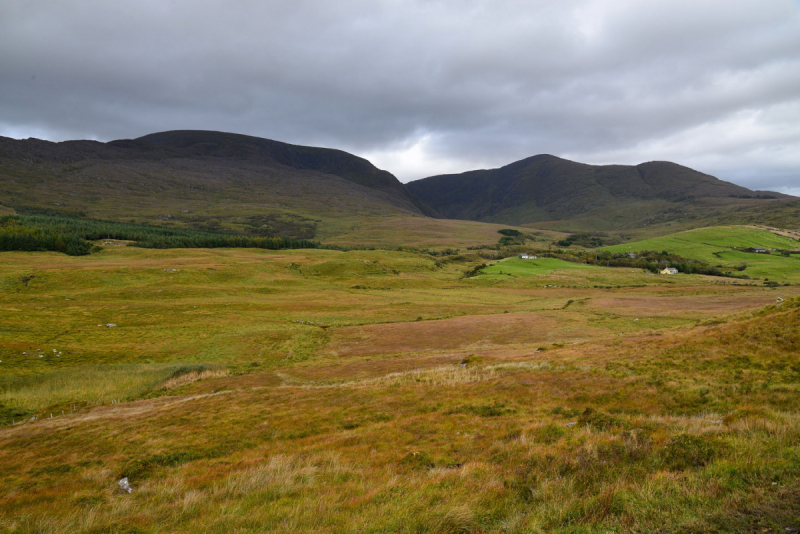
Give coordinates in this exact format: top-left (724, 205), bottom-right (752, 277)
top-left (601, 226), bottom-right (800, 283)
top-left (476, 256), bottom-right (598, 278)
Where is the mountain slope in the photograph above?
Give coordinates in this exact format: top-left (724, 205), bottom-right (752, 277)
top-left (118, 131), bottom-right (437, 216)
top-left (0, 131), bottom-right (437, 239)
top-left (406, 155), bottom-right (793, 230)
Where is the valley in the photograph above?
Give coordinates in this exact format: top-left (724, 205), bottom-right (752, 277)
top-left (1, 131), bottom-right (799, 533)
top-left (2, 233), bottom-right (800, 532)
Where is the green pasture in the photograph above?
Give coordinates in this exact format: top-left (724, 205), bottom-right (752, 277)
top-left (477, 256), bottom-right (598, 278)
top-left (602, 226), bottom-right (800, 282)
top-left (472, 256), bottom-right (686, 288)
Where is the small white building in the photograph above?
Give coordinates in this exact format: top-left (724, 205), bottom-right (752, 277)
top-left (519, 254), bottom-right (537, 260)
top-left (660, 267), bottom-right (679, 275)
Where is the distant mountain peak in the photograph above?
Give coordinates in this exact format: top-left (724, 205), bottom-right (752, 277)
top-left (406, 154), bottom-right (788, 229)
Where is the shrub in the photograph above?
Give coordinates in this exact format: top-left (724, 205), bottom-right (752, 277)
top-left (450, 402), bottom-right (516, 417)
top-left (498, 229), bottom-right (521, 236)
top-left (533, 423), bottom-right (565, 444)
top-left (461, 263), bottom-right (487, 278)
top-left (0, 402), bottom-right (33, 425)
top-left (578, 408), bottom-right (628, 431)
top-left (661, 434), bottom-right (716, 470)
top-left (459, 354), bottom-right (483, 368)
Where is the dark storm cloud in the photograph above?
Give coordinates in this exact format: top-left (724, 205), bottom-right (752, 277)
top-left (1, 0), bottom-right (799, 191)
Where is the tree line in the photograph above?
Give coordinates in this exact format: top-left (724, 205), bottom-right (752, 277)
top-left (0, 213), bottom-right (318, 255)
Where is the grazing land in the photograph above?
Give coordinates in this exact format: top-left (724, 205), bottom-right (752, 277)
top-left (1, 238), bottom-right (800, 533)
top-left (600, 226), bottom-right (800, 284)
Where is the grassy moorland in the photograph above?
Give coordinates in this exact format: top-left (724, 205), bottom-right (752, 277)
top-left (600, 226), bottom-right (800, 283)
top-left (324, 216), bottom-right (559, 249)
top-left (1, 243), bottom-right (799, 533)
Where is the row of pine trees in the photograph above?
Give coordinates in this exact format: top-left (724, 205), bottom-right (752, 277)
top-left (0, 214), bottom-right (318, 255)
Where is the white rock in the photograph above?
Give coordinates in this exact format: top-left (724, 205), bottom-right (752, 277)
top-left (118, 477), bottom-right (133, 494)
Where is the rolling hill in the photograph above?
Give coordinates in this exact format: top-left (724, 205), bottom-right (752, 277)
top-left (3, 131), bottom-right (799, 244)
top-left (0, 130), bottom-right (437, 240)
top-left (600, 225), bottom-right (800, 283)
top-left (406, 154), bottom-right (797, 231)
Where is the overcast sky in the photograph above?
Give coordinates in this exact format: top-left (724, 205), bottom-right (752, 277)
top-left (1, 0), bottom-right (799, 193)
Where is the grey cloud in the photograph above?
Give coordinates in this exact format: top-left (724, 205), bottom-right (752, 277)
top-left (1, 0), bottom-right (799, 191)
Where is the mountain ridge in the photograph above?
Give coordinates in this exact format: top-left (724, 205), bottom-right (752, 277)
top-left (0, 130), bottom-right (437, 218)
top-left (0, 131), bottom-right (440, 239)
top-left (406, 154), bottom-right (792, 229)
top-left (1, 130), bottom-right (797, 238)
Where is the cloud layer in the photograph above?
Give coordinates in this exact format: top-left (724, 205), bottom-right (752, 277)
top-left (1, 0), bottom-right (799, 191)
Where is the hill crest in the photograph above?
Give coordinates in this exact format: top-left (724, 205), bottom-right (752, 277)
top-left (406, 154), bottom-right (791, 229)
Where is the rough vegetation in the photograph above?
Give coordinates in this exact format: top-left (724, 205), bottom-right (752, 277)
top-left (1, 233), bottom-right (799, 532)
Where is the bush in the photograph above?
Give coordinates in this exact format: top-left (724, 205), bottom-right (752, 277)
top-left (499, 236), bottom-right (520, 246)
top-left (458, 354), bottom-right (483, 368)
top-left (533, 423), bottom-right (565, 444)
top-left (498, 229), bottom-right (521, 236)
top-left (462, 263), bottom-right (487, 278)
top-left (0, 403), bottom-right (33, 425)
top-left (661, 434), bottom-right (716, 470)
top-left (578, 408), bottom-right (628, 431)
top-left (451, 402), bottom-right (516, 417)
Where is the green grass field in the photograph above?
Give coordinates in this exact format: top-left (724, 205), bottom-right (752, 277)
top-left (477, 256), bottom-right (599, 278)
top-left (2, 244), bottom-right (800, 533)
top-left (601, 226), bottom-right (800, 283)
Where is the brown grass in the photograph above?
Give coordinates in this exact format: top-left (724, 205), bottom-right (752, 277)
top-left (2, 248), bottom-right (799, 532)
